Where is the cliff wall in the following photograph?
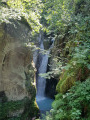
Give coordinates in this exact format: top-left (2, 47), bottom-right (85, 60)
top-left (0, 21), bottom-right (38, 119)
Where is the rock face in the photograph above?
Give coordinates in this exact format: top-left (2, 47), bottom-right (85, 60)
top-left (0, 21), bottom-right (38, 119)
top-left (0, 21), bottom-right (32, 100)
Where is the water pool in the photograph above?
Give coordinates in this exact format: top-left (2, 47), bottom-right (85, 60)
top-left (36, 96), bottom-right (54, 111)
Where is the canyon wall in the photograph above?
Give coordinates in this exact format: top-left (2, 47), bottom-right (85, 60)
top-left (0, 21), bottom-right (38, 119)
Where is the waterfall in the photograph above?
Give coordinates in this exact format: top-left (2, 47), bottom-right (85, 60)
top-left (35, 33), bottom-right (54, 113)
top-left (36, 41), bottom-right (49, 98)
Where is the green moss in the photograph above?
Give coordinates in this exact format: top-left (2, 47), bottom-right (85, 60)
top-left (0, 99), bottom-right (25, 120)
top-left (56, 69), bottom-right (76, 93)
top-left (60, 77), bottom-right (75, 93)
top-left (56, 59), bottom-right (90, 94)
top-left (21, 98), bottom-right (39, 120)
top-left (0, 97), bottom-right (39, 120)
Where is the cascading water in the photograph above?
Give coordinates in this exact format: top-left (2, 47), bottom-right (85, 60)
top-left (36, 42), bottom-right (49, 97)
top-left (36, 33), bottom-right (54, 114)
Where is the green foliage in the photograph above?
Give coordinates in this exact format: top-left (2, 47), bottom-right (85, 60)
top-left (0, 98), bottom-right (25, 120)
top-left (0, 97), bottom-right (39, 120)
top-left (0, 0), bottom-right (44, 35)
top-left (42, 0), bottom-right (90, 86)
top-left (42, 78), bottom-right (90, 120)
top-left (39, 0), bottom-right (90, 120)
top-left (42, 0), bottom-right (90, 34)
top-left (56, 51), bottom-right (90, 94)
top-left (0, 0), bottom-right (21, 24)
top-left (40, 0), bottom-right (90, 79)
top-left (7, 0), bottom-right (43, 34)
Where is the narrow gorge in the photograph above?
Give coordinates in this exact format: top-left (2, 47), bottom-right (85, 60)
top-left (0, 0), bottom-right (90, 120)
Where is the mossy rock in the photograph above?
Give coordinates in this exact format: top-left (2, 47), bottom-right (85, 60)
top-left (56, 60), bottom-right (90, 94)
top-left (0, 97), bottom-right (39, 120)
top-left (0, 99), bottom-right (25, 120)
top-left (21, 98), bottom-right (39, 120)
top-left (56, 70), bottom-right (76, 94)
top-left (60, 77), bottom-right (75, 93)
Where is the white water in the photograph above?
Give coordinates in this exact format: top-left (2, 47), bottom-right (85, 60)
top-left (36, 41), bottom-right (49, 97)
top-left (36, 34), bottom-right (54, 114)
